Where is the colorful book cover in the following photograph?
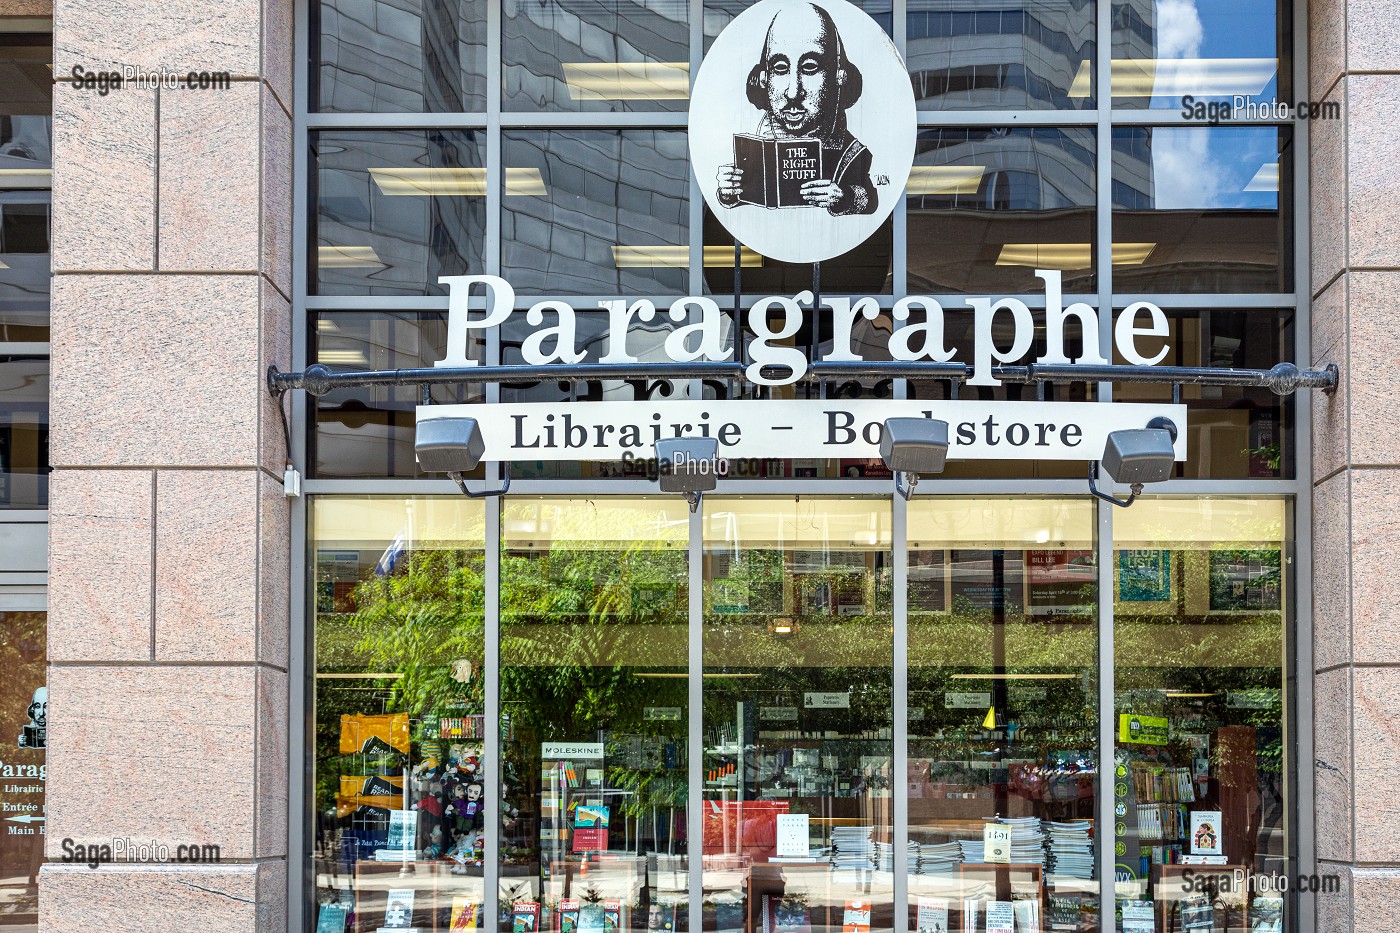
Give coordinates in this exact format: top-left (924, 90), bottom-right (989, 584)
top-left (339, 712), bottom-right (411, 755)
top-left (841, 900), bottom-right (871, 933)
top-left (558, 899), bottom-right (581, 933)
top-left (513, 902), bottom-right (541, 933)
top-left (769, 896), bottom-right (811, 933)
top-left (1189, 811), bottom-right (1223, 855)
top-left (316, 903), bottom-right (348, 933)
top-left (450, 897), bottom-right (481, 932)
top-left (602, 900), bottom-right (622, 933)
top-left (382, 889), bottom-right (415, 930)
top-left (914, 898), bottom-right (947, 933)
top-left (572, 804), bottom-right (610, 852)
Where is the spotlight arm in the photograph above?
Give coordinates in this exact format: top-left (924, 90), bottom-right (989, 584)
top-left (894, 471), bottom-right (919, 500)
top-left (1087, 461), bottom-right (1143, 509)
top-left (449, 461), bottom-right (512, 499)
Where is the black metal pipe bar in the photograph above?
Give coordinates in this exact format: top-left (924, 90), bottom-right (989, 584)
top-left (269, 359), bottom-right (1338, 397)
top-left (1028, 361), bottom-right (1338, 395)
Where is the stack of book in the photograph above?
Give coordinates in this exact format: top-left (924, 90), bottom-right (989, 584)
top-left (1044, 820), bottom-right (1094, 882)
top-left (832, 825), bottom-right (876, 870)
top-left (910, 840), bottom-right (962, 875)
top-left (1003, 817), bottom-right (1047, 866)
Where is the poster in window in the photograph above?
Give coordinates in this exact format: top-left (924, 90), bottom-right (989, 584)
top-left (1026, 549), bottom-right (1095, 616)
top-left (1119, 549), bottom-right (1170, 602)
top-left (1208, 550), bottom-right (1281, 612)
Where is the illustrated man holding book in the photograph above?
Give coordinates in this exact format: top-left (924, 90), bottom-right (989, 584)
top-left (715, 1), bottom-right (877, 215)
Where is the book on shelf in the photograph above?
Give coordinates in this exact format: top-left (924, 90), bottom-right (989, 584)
top-left (841, 900), bottom-right (871, 933)
top-left (380, 889), bottom-right (415, 932)
top-left (914, 897), bottom-right (948, 933)
top-left (512, 903), bottom-right (541, 933)
top-left (315, 903), bottom-right (348, 933)
top-left (762, 895), bottom-right (812, 933)
top-left (1120, 900), bottom-right (1154, 933)
top-left (985, 901), bottom-right (1015, 933)
top-left (450, 897), bottom-right (481, 932)
top-left (558, 899), bottom-right (581, 933)
top-left (733, 135), bottom-right (822, 209)
top-left (602, 900), bottom-right (623, 933)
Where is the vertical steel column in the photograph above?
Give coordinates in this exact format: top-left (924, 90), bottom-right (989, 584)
top-left (688, 502), bottom-right (705, 933)
top-left (1096, 498), bottom-right (1116, 927)
top-left (1093, 0), bottom-right (1116, 923)
top-left (485, 494), bottom-right (503, 929)
top-left (892, 493), bottom-right (910, 933)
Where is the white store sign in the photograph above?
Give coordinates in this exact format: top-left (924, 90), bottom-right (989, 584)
top-left (417, 399), bottom-right (1188, 463)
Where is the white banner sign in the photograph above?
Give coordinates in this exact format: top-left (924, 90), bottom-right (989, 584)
top-left (418, 399), bottom-right (1188, 462)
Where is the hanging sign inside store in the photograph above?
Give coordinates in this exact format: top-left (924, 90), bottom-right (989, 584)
top-left (418, 398), bottom-right (1188, 462)
top-left (689, 0), bottom-right (917, 262)
top-left (803, 691), bottom-right (851, 709)
top-left (433, 272), bottom-right (1174, 389)
top-left (945, 692), bottom-right (992, 709)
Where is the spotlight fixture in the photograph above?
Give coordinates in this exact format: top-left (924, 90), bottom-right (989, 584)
top-left (415, 417), bottom-right (511, 498)
top-left (655, 436), bottom-right (721, 512)
top-left (1088, 416), bottom-right (1178, 508)
top-left (878, 418), bottom-right (950, 499)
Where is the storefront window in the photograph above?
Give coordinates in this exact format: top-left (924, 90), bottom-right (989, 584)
top-left (1111, 127), bottom-right (1292, 294)
top-left (502, 131), bottom-right (691, 297)
top-left (505, 0), bottom-right (689, 113)
top-left (702, 498), bottom-right (894, 933)
top-left (1112, 498), bottom-right (1290, 933)
top-left (0, 356), bottom-right (48, 508)
top-left (1110, 0), bottom-right (1288, 110)
top-left (907, 499), bottom-right (1098, 932)
top-left (312, 498), bottom-right (488, 932)
top-left (311, 312), bottom-right (485, 479)
top-left (313, 130), bottom-right (487, 296)
top-left (907, 0), bottom-right (1095, 111)
top-left (499, 498), bottom-right (691, 933)
top-left (906, 128), bottom-right (1096, 295)
top-left (0, 610), bottom-right (45, 930)
top-left (0, 36), bottom-right (51, 343)
top-left (1113, 310), bottom-right (1295, 480)
top-left (315, 0), bottom-right (488, 111)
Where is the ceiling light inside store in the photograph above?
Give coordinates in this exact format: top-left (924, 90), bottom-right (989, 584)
top-left (318, 245), bottom-right (386, 268)
top-left (1245, 162), bottom-right (1279, 193)
top-left (950, 673), bottom-right (1079, 680)
top-left (612, 245), bottom-right (764, 268)
top-left (1068, 60), bottom-right (1092, 98)
top-left (369, 167), bottom-right (547, 197)
top-left (1110, 58), bottom-right (1277, 97)
top-left (1165, 691), bottom-right (1217, 698)
top-left (317, 350), bottom-right (370, 366)
top-left (564, 62), bottom-right (690, 100)
top-left (995, 242), bottom-right (1155, 269)
top-left (0, 168), bottom-right (52, 188)
top-left (906, 165), bottom-right (985, 195)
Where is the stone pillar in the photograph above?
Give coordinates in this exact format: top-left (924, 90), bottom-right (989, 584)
top-left (1310, 1), bottom-right (1400, 929)
top-left (38, 0), bottom-right (292, 928)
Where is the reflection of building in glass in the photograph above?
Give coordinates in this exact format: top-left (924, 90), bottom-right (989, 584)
top-left (906, 0), bottom-right (1095, 109)
top-left (505, 0), bottom-right (689, 111)
top-left (905, 127), bottom-right (1096, 293)
top-left (319, 0), bottom-right (488, 110)
top-left (315, 131), bottom-right (488, 295)
top-left (503, 130), bottom-right (690, 295)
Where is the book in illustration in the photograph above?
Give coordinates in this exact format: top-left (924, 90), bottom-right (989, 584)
top-left (714, 2), bottom-right (876, 216)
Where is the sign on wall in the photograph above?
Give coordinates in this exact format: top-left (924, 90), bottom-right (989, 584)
top-left (690, 0), bottom-right (916, 262)
top-left (417, 399), bottom-right (1189, 463)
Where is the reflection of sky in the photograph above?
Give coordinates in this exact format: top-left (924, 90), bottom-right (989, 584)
top-left (1148, 0), bottom-right (1279, 106)
top-left (1143, 127), bottom-right (1280, 211)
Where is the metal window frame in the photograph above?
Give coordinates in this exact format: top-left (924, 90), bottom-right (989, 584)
top-left (287, 0), bottom-right (1316, 927)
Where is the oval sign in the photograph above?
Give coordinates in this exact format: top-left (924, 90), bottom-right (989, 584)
top-left (690, 0), bottom-right (916, 264)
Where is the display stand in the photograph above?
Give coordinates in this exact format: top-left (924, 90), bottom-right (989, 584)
top-left (1153, 864), bottom-right (1249, 933)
